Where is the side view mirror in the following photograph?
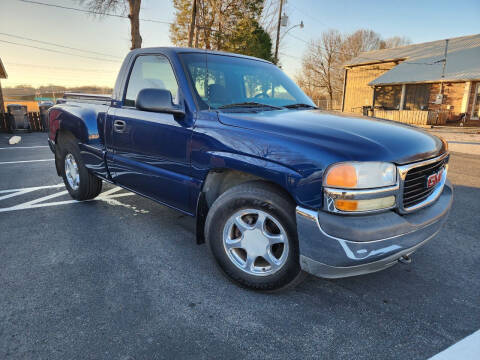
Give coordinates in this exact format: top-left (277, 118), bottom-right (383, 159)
top-left (136, 88), bottom-right (185, 116)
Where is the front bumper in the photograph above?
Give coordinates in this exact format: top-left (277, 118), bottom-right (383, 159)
top-left (296, 180), bottom-right (453, 279)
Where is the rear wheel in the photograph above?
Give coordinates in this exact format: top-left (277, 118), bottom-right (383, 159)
top-left (205, 181), bottom-right (304, 291)
top-left (57, 134), bottom-right (102, 200)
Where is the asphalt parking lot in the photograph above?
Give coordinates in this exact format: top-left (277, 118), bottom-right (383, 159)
top-left (0, 132), bottom-right (479, 360)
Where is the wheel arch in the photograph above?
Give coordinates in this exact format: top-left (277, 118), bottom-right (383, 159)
top-left (194, 154), bottom-right (302, 244)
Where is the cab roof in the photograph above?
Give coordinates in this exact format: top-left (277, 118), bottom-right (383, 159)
top-left (128, 47), bottom-right (272, 64)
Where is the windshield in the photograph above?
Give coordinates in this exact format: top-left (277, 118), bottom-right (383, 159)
top-left (179, 53), bottom-right (315, 110)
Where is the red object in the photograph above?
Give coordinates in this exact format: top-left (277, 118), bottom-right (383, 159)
top-left (48, 109), bottom-right (61, 141)
top-left (427, 168), bottom-right (443, 188)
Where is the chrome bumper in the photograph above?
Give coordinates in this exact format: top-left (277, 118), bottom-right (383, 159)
top-left (296, 180), bottom-right (453, 279)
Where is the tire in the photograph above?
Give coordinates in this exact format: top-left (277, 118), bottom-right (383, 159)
top-left (57, 133), bottom-right (102, 200)
top-left (205, 181), bottom-right (305, 291)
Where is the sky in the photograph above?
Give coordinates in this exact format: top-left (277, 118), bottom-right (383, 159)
top-left (0, 0), bottom-right (479, 89)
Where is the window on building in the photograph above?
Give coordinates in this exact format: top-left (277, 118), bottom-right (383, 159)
top-left (404, 84), bottom-right (431, 110)
top-left (374, 85), bottom-right (402, 109)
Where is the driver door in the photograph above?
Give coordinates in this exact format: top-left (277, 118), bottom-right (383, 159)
top-left (109, 54), bottom-right (193, 212)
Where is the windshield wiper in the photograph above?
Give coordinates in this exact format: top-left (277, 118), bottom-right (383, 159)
top-left (284, 103), bottom-right (317, 109)
top-left (217, 102), bottom-right (283, 110)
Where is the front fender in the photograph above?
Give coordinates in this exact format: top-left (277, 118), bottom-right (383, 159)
top-left (203, 151), bottom-right (323, 209)
top-left (191, 115), bottom-right (325, 209)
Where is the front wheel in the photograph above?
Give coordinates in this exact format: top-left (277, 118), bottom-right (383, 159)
top-left (205, 182), bottom-right (305, 291)
top-left (57, 134), bottom-right (102, 200)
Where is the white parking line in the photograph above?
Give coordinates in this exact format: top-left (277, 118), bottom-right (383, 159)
top-left (0, 146), bottom-right (49, 150)
top-left (0, 159), bottom-right (54, 165)
top-left (0, 184), bottom-right (64, 194)
top-left (0, 184), bottom-right (65, 201)
top-left (429, 329), bottom-right (480, 359)
top-left (0, 185), bottom-right (135, 213)
top-left (19, 190), bottom-right (69, 207)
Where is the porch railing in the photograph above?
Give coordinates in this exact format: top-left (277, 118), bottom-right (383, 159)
top-left (373, 109), bottom-right (449, 125)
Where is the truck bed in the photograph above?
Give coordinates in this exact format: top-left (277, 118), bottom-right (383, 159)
top-left (62, 92), bottom-right (112, 105)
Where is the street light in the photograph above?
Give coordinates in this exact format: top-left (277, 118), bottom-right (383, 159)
top-left (281, 20), bottom-right (304, 41)
top-left (274, 17), bottom-right (304, 64)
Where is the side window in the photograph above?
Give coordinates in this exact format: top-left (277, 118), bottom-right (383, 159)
top-left (187, 63), bottom-right (226, 101)
top-left (124, 55), bottom-right (179, 107)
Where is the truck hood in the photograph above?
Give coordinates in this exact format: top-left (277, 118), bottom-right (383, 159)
top-left (217, 110), bottom-right (446, 165)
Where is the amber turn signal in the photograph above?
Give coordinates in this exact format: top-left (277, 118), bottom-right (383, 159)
top-left (334, 199), bottom-right (358, 211)
top-left (334, 196), bottom-right (395, 212)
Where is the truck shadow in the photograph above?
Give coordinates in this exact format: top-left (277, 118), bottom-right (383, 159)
top-left (287, 183), bottom-right (479, 356)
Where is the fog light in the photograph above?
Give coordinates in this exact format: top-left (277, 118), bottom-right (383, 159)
top-left (334, 196), bottom-right (395, 212)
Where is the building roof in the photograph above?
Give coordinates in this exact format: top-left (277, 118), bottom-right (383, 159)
top-left (345, 34), bottom-right (480, 86)
top-left (0, 57), bottom-right (7, 79)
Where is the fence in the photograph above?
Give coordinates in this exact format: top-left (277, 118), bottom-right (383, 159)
top-left (313, 99), bottom-right (341, 111)
top-left (0, 112), bottom-right (6, 131)
top-left (0, 111), bottom-right (46, 132)
top-left (373, 109), bottom-right (449, 125)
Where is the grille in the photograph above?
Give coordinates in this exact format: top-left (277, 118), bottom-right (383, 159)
top-left (403, 156), bottom-right (448, 208)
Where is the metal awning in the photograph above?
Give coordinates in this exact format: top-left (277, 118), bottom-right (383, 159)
top-left (369, 45), bottom-right (480, 86)
top-left (344, 33), bottom-right (480, 86)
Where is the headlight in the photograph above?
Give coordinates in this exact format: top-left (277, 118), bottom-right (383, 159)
top-left (324, 162), bottom-right (396, 189)
top-left (323, 162), bottom-right (398, 213)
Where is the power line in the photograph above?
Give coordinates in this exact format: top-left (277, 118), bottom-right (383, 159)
top-left (7, 62), bottom-right (118, 73)
top-left (18, 0), bottom-right (173, 24)
top-left (0, 39), bottom-right (122, 63)
top-left (289, 4), bottom-right (328, 27)
top-left (0, 32), bottom-right (122, 59)
top-left (279, 52), bottom-right (301, 60)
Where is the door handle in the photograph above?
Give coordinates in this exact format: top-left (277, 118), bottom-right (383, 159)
top-left (113, 119), bottom-right (126, 133)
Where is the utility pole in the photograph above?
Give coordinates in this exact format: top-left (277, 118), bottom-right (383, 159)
top-left (439, 39), bottom-right (449, 94)
top-left (188, 0), bottom-right (197, 48)
top-left (274, 0), bottom-right (284, 64)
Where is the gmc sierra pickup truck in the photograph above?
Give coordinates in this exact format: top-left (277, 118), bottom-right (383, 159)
top-left (48, 47), bottom-right (453, 291)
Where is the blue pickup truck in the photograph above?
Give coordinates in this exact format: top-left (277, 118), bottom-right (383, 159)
top-left (48, 47), bottom-right (453, 291)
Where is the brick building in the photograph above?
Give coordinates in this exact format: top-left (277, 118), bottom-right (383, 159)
top-left (342, 34), bottom-right (480, 125)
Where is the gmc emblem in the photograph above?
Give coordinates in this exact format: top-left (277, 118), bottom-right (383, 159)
top-left (426, 168), bottom-right (444, 188)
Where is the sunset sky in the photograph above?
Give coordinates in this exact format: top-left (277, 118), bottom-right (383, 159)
top-left (0, 0), bottom-right (479, 88)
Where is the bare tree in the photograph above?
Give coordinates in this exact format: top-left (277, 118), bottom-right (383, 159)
top-left (260, 0), bottom-right (279, 37)
top-left (381, 36), bottom-right (411, 49)
top-left (341, 29), bottom-right (382, 61)
top-left (297, 29), bottom-right (412, 108)
top-left (298, 29), bottom-right (344, 108)
top-left (79, 0), bottom-right (142, 49)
